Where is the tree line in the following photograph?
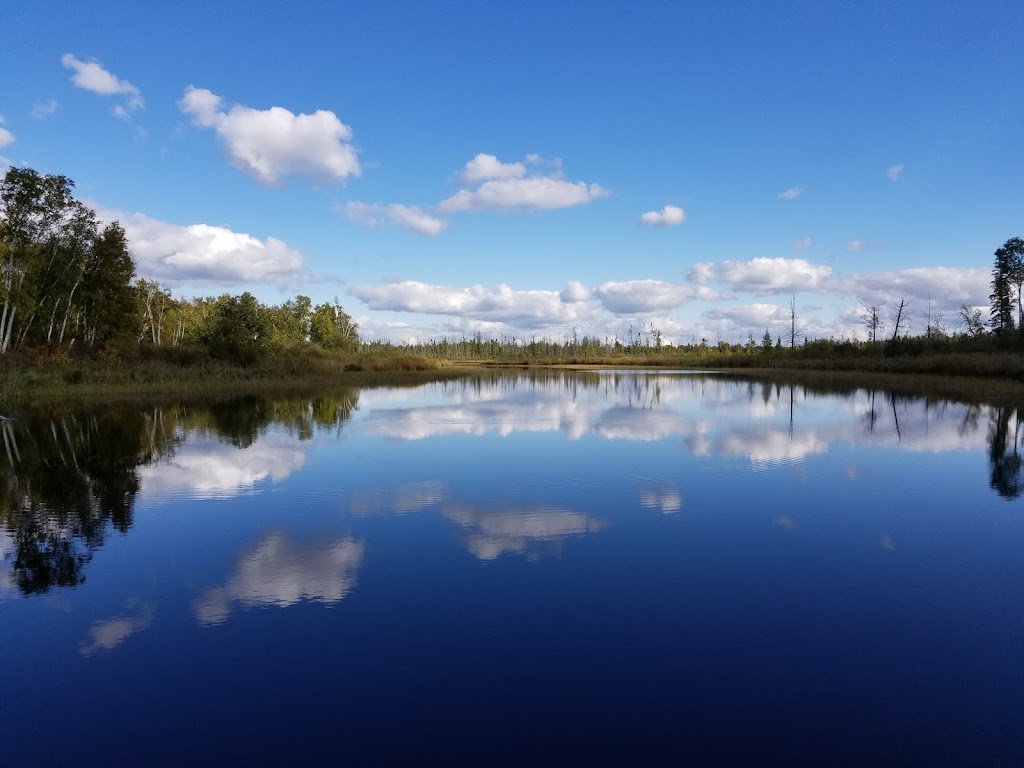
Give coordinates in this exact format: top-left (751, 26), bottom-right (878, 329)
top-left (0, 167), bottom-right (359, 365)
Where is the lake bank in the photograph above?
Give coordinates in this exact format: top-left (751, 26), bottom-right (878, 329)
top-left (4, 348), bottom-right (1024, 406)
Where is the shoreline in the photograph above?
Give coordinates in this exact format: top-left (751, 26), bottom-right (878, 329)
top-left (4, 353), bottom-right (1024, 406)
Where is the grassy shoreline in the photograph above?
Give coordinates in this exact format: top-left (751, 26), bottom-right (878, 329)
top-left (4, 349), bottom-right (1024, 405)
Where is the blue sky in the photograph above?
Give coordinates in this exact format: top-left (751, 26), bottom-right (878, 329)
top-left (2, 0), bottom-right (1021, 344)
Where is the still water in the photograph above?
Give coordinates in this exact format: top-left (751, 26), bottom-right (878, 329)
top-left (1, 370), bottom-right (1022, 764)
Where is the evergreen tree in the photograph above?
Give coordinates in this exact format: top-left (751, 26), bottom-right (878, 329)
top-left (990, 238), bottom-right (1022, 333)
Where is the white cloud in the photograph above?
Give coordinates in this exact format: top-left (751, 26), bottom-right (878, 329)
top-left (343, 201), bottom-right (446, 236)
top-left (778, 186), bottom-right (804, 200)
top-left (847, 240), bottom-right (867, 252)
top-left (438, 154), bottom-right (607, 213)
top-left (703, 302), bottom-right (787, 329)
top-left (792, 236), bottom-right (812, 253)
top-left (351, 280), bottom-right (597, 328)
top-left (31, 99), bottom-right (59, 119)
top-left (640, 204), bottom-right (686, 227)
top-left (834, 267), bottom-right (989, 309)
top-left (457, 153), bottom-right (526, 185)
top-left (887, 164), bottom-right (904, 181)
top-left (61, 54), bottom-right (143, 115)
top-left (594, 280), bottom-right (696, 314)
top-left (352, 316), bottom-right (439, 345)
top-left (362, 282), bottom-right (597, 329)
top-left (560, 280), bottom-right (591, 303)
top-left (718, 257), bottom-right (832, 294)
top-left (97, 206), bottom-right (304, 283)
top-left (178, 86), bottom-right (360, 185)
top-left (686, 262), bottom-right (714, 285)
top-left (0, 118), bottom-right (12, 149)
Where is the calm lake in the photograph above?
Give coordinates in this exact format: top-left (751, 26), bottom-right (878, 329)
top-left (2, 370), bottom-right (1023, 765)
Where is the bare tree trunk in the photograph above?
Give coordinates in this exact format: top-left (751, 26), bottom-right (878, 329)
top-left (1, 305), bottom-right (16, 353)
top-left (891, 298), bottom-right (909, 341)
top-left (58, 279), bottom-right (80, 343)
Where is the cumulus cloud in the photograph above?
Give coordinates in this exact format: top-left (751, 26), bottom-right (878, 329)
top-left (0, 117), bottom-right (12, 149)
top-left (343, 201), bottom-right (446, 236)
top-left (31, 100), bottom-right (59, 119)
top-left (594, 280), bottom-right (696, 314)
top-left (718, 257), bottom-right (832, 294)
top-left (887, 164), bottom-right (904, 181)
top-left (640, 205), bottom-right (686, 227)
top-left (97, 206), bottom-right (304, 283)
top-left (351, 280), bottom-right (596, 328)
top-left (778, 186), bottom-right (804, 200)
top-left (457, 153), bottom-right (526, 185)
top-left (792, 236), bottom-right (812, 253)
top-left (438, 154), bottom-right (607, 213)
top-left (686, 262), bottom-right (715, 285)
top-left (61, 54), bottom-right (143, 116)
top-left (703, 303), bottom-right (788, 329)
top-left (178, 86), bottom-right (360, 185)
top-left (847, 240), bottom-right (867, 252)
top-left (560, 280), bottom-right (591, 303)
top-left (834, 267), bottom-right (989, 308)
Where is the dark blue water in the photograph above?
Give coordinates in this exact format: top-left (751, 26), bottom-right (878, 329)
top-left (2, 371), bottom-right (1023, 765)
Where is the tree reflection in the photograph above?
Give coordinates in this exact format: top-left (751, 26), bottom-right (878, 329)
top-left (987, 406), bottom-right (1023, 499)
top-left (0, 390), bottom-right (359, 596)
top-left (0, 407), bottom-right (170, 595)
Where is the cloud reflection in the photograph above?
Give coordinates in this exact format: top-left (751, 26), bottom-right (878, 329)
top-left (352, 377), bottom-right (992, 466)
top-left (640, 489), bottom-right (682, 514)
top-left (444, 506), bottom-right (603, 561)
top-left (80, 604), bottom-right (154, 656)
top-left (139, 436), bottom-right (306, 500)
top-left (352, 482), bottom-right (604, 561)
top-left (194, 533), bottom-right (365, 626)
top-left (0, 529), bottom-right (15, 601)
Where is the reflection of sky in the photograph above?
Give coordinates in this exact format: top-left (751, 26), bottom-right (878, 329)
top-left (349, 376), bottom-right (991, 464)
top-left (640, 489), bottom-right (682, 514)
top-left (0, 528), bottom-right (15, 601)
top-left (195, 533), bottom-right (365, 626)
top-left (445, 506), bottom-right (603, 560)
top-left (352, 482), bottom-right (604, 561)
top-left (138, 435), bottom-right (306, 500)
top-left (80, 604), bottom-right (154, 656)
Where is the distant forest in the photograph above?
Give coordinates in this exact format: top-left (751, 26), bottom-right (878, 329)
top-left (3, 166), bottom-right (1023, 368)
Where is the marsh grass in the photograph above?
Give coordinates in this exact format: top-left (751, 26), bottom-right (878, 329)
top-left (5, 338), bottom-right (1024, 406)
top-left (0, 346), bottom-right (472, 402)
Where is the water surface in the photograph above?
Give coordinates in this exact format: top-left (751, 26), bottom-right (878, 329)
top-left (2, 371), bottom-right (1022, 764)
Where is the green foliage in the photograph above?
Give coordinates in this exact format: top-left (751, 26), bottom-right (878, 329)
top-left (310, 300), bottom-right (358, 351)
top-left (267, 294), bottom-right (312, 350)
top-left (958, 303), bottom-right (985, 338)
top-left (83, 222), bottom-right (140, 343)
top-left (200, 292), bottom-right (270, 365)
